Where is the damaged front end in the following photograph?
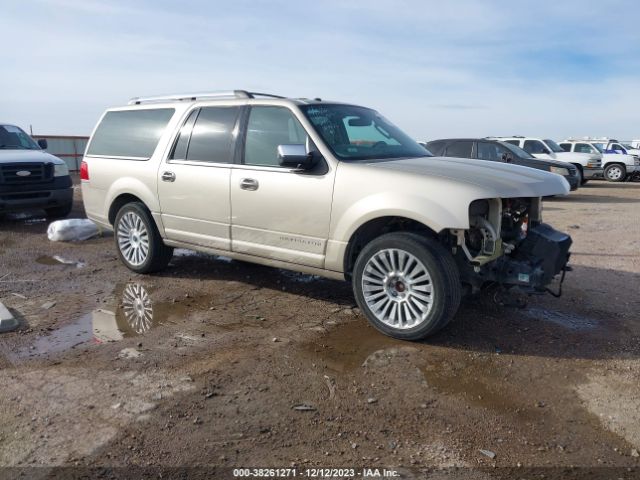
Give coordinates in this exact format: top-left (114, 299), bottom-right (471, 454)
top-left (450, 197), bottom-right (572, 298)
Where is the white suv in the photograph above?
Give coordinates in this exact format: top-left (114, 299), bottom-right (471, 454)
top-left (559, 139), bottom-right (640, 182)
top-left (82, 91), bottom-right (571, 340)
top-left (492, 136), bottom-right (602, 185)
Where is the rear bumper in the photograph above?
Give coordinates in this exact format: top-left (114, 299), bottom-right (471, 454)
top-left (0, 177), bottom-right (73, 213)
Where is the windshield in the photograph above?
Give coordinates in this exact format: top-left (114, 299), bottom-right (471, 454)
top-left (544, 139), bottom-right (565, 153)
top-left (500, 141), bottom-right (535, 159)
top-left (300, 104), bottom-right (430, 161)
top-left (623, 143), bottom-right (635, 149)
top-left (591, 143), bottom-right (605, 153)
top-left (0, 125), bottom-right (40, 150)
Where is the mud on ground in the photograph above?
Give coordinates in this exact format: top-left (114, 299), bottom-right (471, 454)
top-left (0, 180), bottom-right (639, 479)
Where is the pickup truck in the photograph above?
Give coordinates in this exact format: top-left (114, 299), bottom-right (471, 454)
top-left (0, 124), bottom-right (73, 217)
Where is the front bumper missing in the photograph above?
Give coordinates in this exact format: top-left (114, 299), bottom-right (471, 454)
top-left (459, 223), bottom-right (572, 296)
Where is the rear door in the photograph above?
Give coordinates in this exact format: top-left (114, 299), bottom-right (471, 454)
top-left (443, 140), bottom-right (474, 159)
top-left (230, 105), bottom-right (335, 268)
top-left (157, 106), bottom-right (240, 250)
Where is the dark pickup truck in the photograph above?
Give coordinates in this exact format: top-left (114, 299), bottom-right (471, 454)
top-left (0, 124), bottom-right (73, 218)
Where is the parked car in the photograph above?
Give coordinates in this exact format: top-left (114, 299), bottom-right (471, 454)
top-left (491, 136), bottom-right (602, 185)
top-left (559, 139), bottom-right (640, 182)
top-left (82, 90), bottom-right (571, 340)
top-left (426, 138), bottom-right (580, 191)
top-left (0, 124), bottom-right (73, 218)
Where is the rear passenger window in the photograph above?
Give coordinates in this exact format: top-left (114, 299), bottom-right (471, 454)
top-left (559, 143), bottom-right (571, 152)
top-left (523, 140), bottom-right (547, 154)
top-left (575, 143), bottom-right (594, 154)
top-left (426, 141), bottom-right (445, 156)
top-left (170, 109), bottom-right (199, 160)
top-left (179, 107), bottom-right (239, 163)
top-left (87, 108), bottom-right (175, 159)
top-left (444, 141), bottom-right (473, 158)
top-left (477, 142), bottom-right (500, 161)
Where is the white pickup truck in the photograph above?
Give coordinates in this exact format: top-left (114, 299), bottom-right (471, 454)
top-left (559, 139), bottom-right (640, 182)
top-left (492, 137), bottom-right (602, 185)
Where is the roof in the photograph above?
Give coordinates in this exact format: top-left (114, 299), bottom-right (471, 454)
top-left (127, 90), bottom-right (333, 107)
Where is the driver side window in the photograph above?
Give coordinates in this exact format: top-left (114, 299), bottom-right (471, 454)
top-left (244, 107), bottom-right (309, 167)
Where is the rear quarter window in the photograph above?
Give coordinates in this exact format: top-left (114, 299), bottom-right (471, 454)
top-left (87, 108), bottom-right (175, 159)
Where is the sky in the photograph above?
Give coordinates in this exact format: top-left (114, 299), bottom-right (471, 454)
top-left (1, 0), bottom-right (639, 141)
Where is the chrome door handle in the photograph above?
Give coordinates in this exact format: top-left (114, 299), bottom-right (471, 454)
top-left (240, 178), bottom-right (259, 191)
top-left (161, 171), bottom-right (176, 182)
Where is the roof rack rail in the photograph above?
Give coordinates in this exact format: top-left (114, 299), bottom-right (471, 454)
top-left (128, 90), bottom-right (286, 105)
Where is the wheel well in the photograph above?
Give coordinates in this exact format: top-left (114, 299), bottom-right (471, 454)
top-left (605, 162), bottom-right (625, 168)
top-left (108, 194), bottom-right (145, 225)
top-left (343, 216), bottom-right (439, 278)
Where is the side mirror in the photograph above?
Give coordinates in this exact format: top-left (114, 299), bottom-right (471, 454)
top-left (37, 139), bottom-right (48, 150)
top-left (277, 144), bottom-right (315, 170)
top-left (501, 153), bottom-right (513, 163)
top-left (542, 148), bottom-right (550, 155)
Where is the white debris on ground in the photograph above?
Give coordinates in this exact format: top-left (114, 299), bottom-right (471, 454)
top-left (0, 302), bottom-right (19, 333)
top-left (47, 219), bottom-right (99, 242)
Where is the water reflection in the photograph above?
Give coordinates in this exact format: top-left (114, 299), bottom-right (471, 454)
top-left (121, 283), bottom-right (154, 334)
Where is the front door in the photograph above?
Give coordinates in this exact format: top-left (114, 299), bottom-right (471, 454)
top-left (230, 106), bottom-right (335, 268)
top-left (157, 106), bottom-right (240, 250)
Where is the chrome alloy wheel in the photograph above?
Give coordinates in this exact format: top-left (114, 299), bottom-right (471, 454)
top-left (606, 165), bottom-right (623, 180)
top-left (121, 283), bottom-right (153, 334)
top-left (117, 211), bottom-right (150, 266)
top-left (361, 248), bottom-right (434, 329)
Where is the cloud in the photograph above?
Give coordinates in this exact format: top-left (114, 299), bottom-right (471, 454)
top-left (0, 0), bottom-right (639, 139)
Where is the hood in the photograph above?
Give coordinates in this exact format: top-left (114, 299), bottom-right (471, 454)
top-left (368, 156), bottom-right (570, 197)
top-left (517, 156), bottom-right (575, 169)
top-left (555, 151), bottom-right (601, 161)
top-left (0, 149), bottom-right (64, 165)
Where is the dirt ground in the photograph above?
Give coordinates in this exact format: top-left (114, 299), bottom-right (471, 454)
top-left (0, 178), bottom-right (639, 479)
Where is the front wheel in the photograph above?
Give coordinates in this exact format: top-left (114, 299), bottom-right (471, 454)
top-left (352, 232), bottom-right (461, 340)
top-left (604, 164), bottom-right (626, 182)
top-left (114, 202), bottom-right (173, 273)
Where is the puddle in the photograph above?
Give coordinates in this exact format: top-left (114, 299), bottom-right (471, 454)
top-left (301, 320), bottom-right (402, 372)
top-left (524, 307), bottom-right (599, 331)
top-left (302, 321), bottom-right (527, 413)
top-left (174, 248), bottom-right (233, 263)
top-left (36, 255), bottom-right (86, 268)
top-left (10, 283), bottom-right (193, 361)
top-left (279, 270), bottom-right (321, 284)
top-left (420, 359), bottom-right (522, 413)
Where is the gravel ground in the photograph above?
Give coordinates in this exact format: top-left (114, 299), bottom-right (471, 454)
top-left (0, 178), bottom-right (639, 479)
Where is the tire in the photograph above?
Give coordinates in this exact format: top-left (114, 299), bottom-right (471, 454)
top-left (574, 166), bottom-right (584, 186)
top-left (352, 232), bottom-right (461, 341)
top-left (45, 203), bottom-right (73, 219)
top-left (604, 164), bottom-right (626, 182)
top-left (114, 202), bottom-right (173, 274)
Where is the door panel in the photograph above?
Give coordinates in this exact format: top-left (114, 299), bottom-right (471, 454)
top-left (230, 168), bottom-right (334, 267)
top-left (230, 106), bottom-right (334, 267)
top-left (157, 106), bottom-right (240, 249)
top-left (159, 163), bottom-right (231, 249)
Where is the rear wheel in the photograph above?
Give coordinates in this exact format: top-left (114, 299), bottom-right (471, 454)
top-left (114, 202), bottom-right (173, 273)
top-left (604, 164), bottom-right (626, 182)
top-left (352, 232), bottom-right (461, 340)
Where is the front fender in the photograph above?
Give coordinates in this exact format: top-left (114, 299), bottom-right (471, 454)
top-left (331, 192), bottom-right (469, 243)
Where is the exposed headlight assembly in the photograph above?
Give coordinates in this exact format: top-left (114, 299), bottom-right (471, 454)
top-left (549, 166), bottom-right (569, 176)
